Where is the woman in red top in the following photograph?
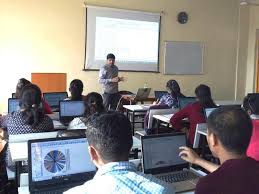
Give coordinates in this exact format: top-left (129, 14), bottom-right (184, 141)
top-left (243, 95), bottom-right (259, 161)
top-left (170, 84), bottom-right (217, 145)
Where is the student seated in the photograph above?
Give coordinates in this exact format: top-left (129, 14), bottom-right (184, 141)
top-left (0, 128), bottom-right (7, 190)
top-left (68, 92), bottom-right (105, 130)
top-left (14, 78), bottom-right (52, 114)
top-left (144, 80), bottom-right (185, 133)
top-left (0, 84), bottom-right (54, 169)
top-left (66, 79), bottom-right (84, 101)
top-left (170, 84), bottom-right (217, 145)
top-left (179, 107), bottom-right (259, 194)
top-left (241, 95), bottom-right (259, 161)
top-left (64, 112), bottom-right (174, 194)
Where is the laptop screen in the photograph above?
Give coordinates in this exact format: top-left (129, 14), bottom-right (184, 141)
top-left (136, 88), bottom-right (151, 99)
top-left (8, 98), bottom-right (20, 113)
top-left (30, 137), bottom-right (96, 183)
top-left (179, 97), bottom-right (196, 109)
top-left (204, 108), bottom-right (217, 119)
top-left (154, 91), bottom-right (167, 100)
top-left (142, 133), bottom-right (187, 174)
top-left (43, 92), bottom-right (68, 108)
top-left (59, 101), bottom-right (85, 117)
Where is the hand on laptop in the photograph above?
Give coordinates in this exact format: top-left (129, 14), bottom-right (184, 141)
top-left (179, 146), bottom-right (200, 164)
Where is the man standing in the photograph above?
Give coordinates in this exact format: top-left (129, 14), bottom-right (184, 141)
top-left (99, 53), bottom-right (124, 110)
top-left (64, 112), bottom-right (174, 194)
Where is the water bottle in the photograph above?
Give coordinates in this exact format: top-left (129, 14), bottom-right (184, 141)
top-left (144, 83), bottom-right (148, 89)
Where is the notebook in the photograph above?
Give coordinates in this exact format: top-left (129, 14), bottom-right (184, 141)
top-left (28, 136), bottom-right (96, 194)
top-left (43, 92), bottom-right (68, 111)
top-left (8, 98), bottom-right (20, 113)
top-left (178, 97), bottom-right (196, 110)
top-left (59, 100), bottom-right (85, 125)
top-left (134, 88), bottom-right (151, 100)
top-left (141, 133), bottom-right (201, 193)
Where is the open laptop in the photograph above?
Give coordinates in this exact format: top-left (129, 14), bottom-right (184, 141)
top-left (134, 88), bottom-right (151, 100)
top-left (154, 91), bottom-right (167, 100)
top-left (8, 98), bottom-right (20, 113)
top-left (28, 136), bottom-right (96, 194)
top-left (141, 133), bottom-right (201, 193)
top-left (43, 92), bottom-right (68, 112)
top-left (59, 100), bottom-right (85, 125)
top-left (204, 107), bottom-right (218, 119)
top-left (178, 97), bottom-right (196, 110)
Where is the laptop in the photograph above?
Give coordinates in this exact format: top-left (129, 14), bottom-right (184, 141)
top-left (141, 133), bottom-right (201, 193)
top-left (8, 98), bottom-right (20, 113)
top-left (204, 107), bottom-right (218, 119)
top-left (59, 100), bottom-right (85, 125)
top-left (154, 91), bottom-right (167, 100)
top-left (178, 97), bottom-right (196, 110)
top-left (28, 136), bottom-right (96, 194)
top-left (43, 92), bottom-right (68, 112)
top-left (134, 88), bottom-right (151, 100)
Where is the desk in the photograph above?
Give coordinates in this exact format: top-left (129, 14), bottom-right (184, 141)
top-left (10, 137), bottom-right (141, 164)
top-left (153, 114), bottom-right (174, 123)
top-left (18, 167), bottom-right (203, 194)
top-left (123, 105), bottom-right (151, 134)
top-left (193, 123), bottom-right (208, 149)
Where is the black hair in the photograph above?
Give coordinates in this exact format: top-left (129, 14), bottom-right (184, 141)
top-left (84, 92), bottom-right (105, 118)
top-left (106, 53), bottom-right (115, 60)
top-left (166, 79), bottom-right (182, 97)
top-left (86, 112), bottom-right (133, 162)
top-left (69, 79), bottom-right (84, 101)
top-left (15, 78), bottom-right (31, 98)
top-left (195, 84), bottom-right (217, 109)
top-left (243, 95), bottom-right (259, 115)
top-left (207, 106), bottom-right (252, 155)
top-left (20, 84), bottom-right (44, 127)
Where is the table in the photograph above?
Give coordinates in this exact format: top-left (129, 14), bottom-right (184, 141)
top-left (18, 161), bottom-right (204, 194)
top-left (153, 114), bottom-right (174, 123)
top-left (10, 137), bottom-right (141, 163)
top-left (193, 123), bottom-right (208, 149)
top-left (152, 114), bottom-right (174, 133)
top-left (123, 105), bottom-right (151, 134)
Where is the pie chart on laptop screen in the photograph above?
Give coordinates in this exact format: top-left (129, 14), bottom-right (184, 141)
top-left (44, 150), bottom-right (66, 173)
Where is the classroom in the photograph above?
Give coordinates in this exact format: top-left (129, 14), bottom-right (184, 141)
top-left (1, 0), bottom-right (259, 193)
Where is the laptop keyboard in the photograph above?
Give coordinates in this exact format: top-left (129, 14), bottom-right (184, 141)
top-left (31, 188), bottom-right (68, 194)
top-left (157, 171), bottom-right (198, 183)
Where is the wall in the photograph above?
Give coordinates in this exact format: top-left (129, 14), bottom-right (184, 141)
top-left (0, 0), bottom-right (241, 112)
top-left (236, 6), bottom-right (250, 99)
top-left (245, 6), bottom-right (259, 94)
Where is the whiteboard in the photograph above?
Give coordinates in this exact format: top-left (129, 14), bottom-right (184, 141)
top-left (164, 41), bottom-right (204, 75)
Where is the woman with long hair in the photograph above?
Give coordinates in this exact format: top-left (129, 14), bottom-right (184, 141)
top-left (14, 78), bottom-right (52, 114)
top-left (0, 84), bottom-right (54, 169)
top-left (67, 79), bottom-right (84, 101)
top-left (170, 84), bottom-right (217, 145)
top-left (68, 92), bottom-right (105, 129)
top-left (144, 80), bottom-right (185, 133)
